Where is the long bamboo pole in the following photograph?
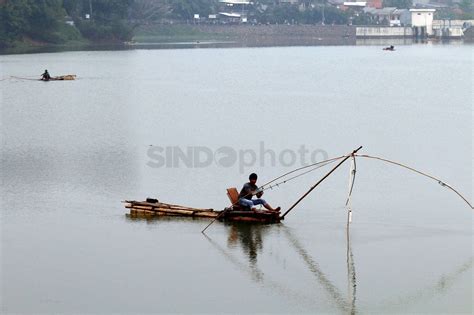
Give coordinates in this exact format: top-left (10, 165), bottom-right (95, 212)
top-left (280, 146), bottom-right (362, 220)
top-left (201, 206), bottom-right (231, 233)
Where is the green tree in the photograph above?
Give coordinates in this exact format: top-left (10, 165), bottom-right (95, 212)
top-left (64, 0), bottom-right (136, 41)
top-left (324, 7), bottom-right (349, 24)
top-left (0, 0), bottom-right (66, 47)
top-left (130, 0), bottom-right (171, 22)
top-left (459, 0), bottom-right (473, 19)
top-left (27, 0), bottom-right (65, 41)
top-left (168, 0), bottom-right (218, 20)
top-left (0, 0), bottom-right (31, 45)
top-left (254, 3), bottom-right (348, 25)
top-left (63, 0), bottom-right (133, 21)
top-left (256, 4), bottom-right (301, 24)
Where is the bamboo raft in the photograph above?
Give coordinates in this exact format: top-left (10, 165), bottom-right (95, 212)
top-left (41, 75), bottom-right (76, 81)
top-left (123, 199), bottom-right (281, 224)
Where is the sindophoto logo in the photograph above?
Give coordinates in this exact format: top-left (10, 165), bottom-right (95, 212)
top-left (147, 142), bottom-right (329, 172)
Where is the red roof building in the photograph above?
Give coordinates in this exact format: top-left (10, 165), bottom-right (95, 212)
top-left (367, 0), bottom-right (383, 8)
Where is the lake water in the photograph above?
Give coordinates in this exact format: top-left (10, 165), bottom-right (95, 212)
top-left (1, 43), bottom-right (472, 314)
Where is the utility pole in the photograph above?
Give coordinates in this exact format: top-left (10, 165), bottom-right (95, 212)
top-left (322, 0), bottom-right (325, 25)
top-left (89, 0), bottom-right (93, 20)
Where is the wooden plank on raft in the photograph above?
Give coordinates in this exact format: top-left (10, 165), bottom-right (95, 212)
top-left (129, 206), bottom-right (193, 215)
top-left (131, 206), bottom-right (218, 217)
top-left (152, 208), bottom-right (195, 216)
top-left (124, 200), bottom-right (279, 223)
top-left (126, 205), bottom-right (154, 210)
top-left (193, 212), bottom-right (220, 218)
top-left (158, 205), bottom-right (215, 212)
top-left (130, 209), bottom-right (181, 216)
top-left (125, 200), bottom-right (214, 212)
top-left (130, 209), bottom-right (157, 215)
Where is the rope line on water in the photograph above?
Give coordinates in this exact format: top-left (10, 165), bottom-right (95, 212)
top-left (10, 76), bottom-right (40, 81)
top-left (203, 149), bottom-right (471, 231)
top-left (259, 155), bottom-right (347, 190)
top-left (260, 158), bottom-right (343, 192)
top-left (355, 154), bottom-right (473, 209)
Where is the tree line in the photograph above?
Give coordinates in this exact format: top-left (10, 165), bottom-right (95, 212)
top-left (1, 0), bottom-right (472, 48)
top-left (0, 0), bottom-right (347, 47)
top-left (0, 0), bottom-right (137, 47)
top-left (0, 0), bottom-right (222, 44)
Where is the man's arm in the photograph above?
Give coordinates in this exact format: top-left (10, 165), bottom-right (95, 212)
top-left (241, 184), bottom-right (257, 198)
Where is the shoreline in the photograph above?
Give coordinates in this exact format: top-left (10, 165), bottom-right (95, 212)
top-left (1, 24), bottom-right (470, 55)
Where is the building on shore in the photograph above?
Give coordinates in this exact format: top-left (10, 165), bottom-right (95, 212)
top-left (432, 19), bottom-right (474, 38)
top-left (342, 1), bottom-right (367, 10)
top-left (363, 7), bottom-right (407, 26)
top-left (400, 9), bottom-right (436, 37)
top-left (218, 0), bottom-right (251, 23)
top-left (341, 0), bottom-right (382, 9)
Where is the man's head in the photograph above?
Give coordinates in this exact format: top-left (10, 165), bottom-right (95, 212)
top-left (249, 173), bottom-right (258, 184)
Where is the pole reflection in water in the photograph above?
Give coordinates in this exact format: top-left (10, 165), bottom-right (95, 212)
top-left (207, 222), bottom-right (360, 314)
top-left (346, 226), bottom-right (357, 315)
top-left (203, 226), bottom-right (319, 309)
top-left (282, 226), bottom-right (357, 314)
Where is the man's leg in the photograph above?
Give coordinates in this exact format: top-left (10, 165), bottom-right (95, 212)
top-left (239, 198), bottom-right (255, 210)
top-left (253, 199), bottom-right (281, 212)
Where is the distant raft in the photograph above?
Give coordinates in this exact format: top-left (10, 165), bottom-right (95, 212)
top-left (41, 74), bottom-right (76, 81)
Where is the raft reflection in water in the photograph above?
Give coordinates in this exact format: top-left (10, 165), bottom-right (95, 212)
top-left (227, 223), bottom-right (264, 264)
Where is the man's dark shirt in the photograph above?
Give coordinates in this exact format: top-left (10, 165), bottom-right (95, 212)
top-left (239, 182), bottom-right (258, 200)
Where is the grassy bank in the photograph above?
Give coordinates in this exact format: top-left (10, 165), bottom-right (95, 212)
top-left (133, 23), bottom-right (356, 47)
top-left (0, 23), bottom-right (91, 55)
top-left (133, 24), bottom-right (235, 43)
top-left (1, 22), bottom-right (133, 55)
top-left (0, 38), bottom-right (91, 55)
top-left (1, 23), bottom-right (358, 54)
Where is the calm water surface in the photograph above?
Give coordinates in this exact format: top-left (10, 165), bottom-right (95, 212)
top-left (1, 44), bottom-right (472, 314)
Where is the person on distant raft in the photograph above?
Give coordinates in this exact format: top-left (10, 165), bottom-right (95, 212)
top-left (238, 173), bottom-right (281, 212)
top-left (41, 69), bottom-right (51, 81)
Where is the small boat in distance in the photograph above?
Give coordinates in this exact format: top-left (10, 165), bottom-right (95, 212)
top-left (383, 45), bottom-right (395, 51)
top-left (41, 74), bottom-right (76, 81)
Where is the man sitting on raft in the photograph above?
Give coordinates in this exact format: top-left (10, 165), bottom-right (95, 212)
top-left (238, 173), bottom-right (281, 212)
top-left (41, 69), bottom-right (51, 81)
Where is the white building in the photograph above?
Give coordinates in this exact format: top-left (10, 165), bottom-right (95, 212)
top-left (401, 9), bottom-right (436, 36)
top-left (343, 2), bottom-right (367, 8)
top-left (219, 0), bottom-right (251, 23)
